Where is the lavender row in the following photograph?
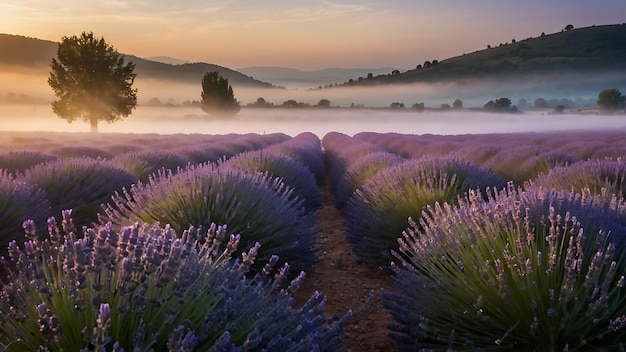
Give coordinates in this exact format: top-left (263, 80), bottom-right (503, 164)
top-left (355, 131), bottom-right (626, 185)
top-left (1, 215), bottom-right (350, 350)
top-left (101, 163), bottom-right (318, 275)
top-left (0, 133), bottom-right (294, 259)
top-left (385, 185), bottom-right (626, 350)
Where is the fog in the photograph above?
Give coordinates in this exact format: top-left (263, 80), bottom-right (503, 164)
top-left (1, 69), bottom-right (625, 138)
top-left (1, 104), bottom-right (625, 138)
top-left (3, 68), bottom-right (619, 109)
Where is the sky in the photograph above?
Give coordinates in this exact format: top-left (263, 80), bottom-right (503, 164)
top-left (1, 0), bottom-right (626, 71)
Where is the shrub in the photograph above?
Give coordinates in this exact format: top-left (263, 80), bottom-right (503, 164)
top-left (0, 151), bottom-right (58, 174)
top-left (49, 145), bottom-right (114, 159)
top-left (345, 156), bottom-right (505, 266)
top-left (175, 143), bottom-right (231, 165)
top-left (453, 143), bottom-right (501, 165)
top-left (219, 150), bottom-right (322, 213)
top-left (111, 150), bottom-right (190, 181)
top-left (0, 216), bottom-right (351, 351)
top-left (101, 164), bottom-right (317, 273)
top-left (530, 159), bottom-right (626, 196)
top-left (516, 151), bottom-right (580, 183)
top-left (483, 146), bottom-right (546, 185)
top-left (385, 186), bottom-right (626, 350)
top-left (332, 152), bottom-right (405, 210)
top-left (265, 132), bottom-right (325, 185)
top-left (322, 133), bottom-right (386, 197)
top-left (19, 157), bottom-right (137, 227)
top-left (0, 170), bottom-right (51, 254)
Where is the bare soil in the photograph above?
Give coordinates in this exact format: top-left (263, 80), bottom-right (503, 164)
top-left (294, 180), bottom-right (398, 352)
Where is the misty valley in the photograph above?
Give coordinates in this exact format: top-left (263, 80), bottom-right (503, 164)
top-left (1, 104), bottom-right (625, 137)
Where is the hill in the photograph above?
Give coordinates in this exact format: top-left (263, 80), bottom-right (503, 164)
top-left (335, 24), bottom-right (626, 96)
top-left (237, 66), bottom-right (400, 88)
top-left (144, 56), bottom-right (189, 65)
top-left (0, 34), bottom-right (275, 88)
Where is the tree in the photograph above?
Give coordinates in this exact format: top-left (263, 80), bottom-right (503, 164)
top-left (518, 98), bottom-right (529, 108)
top-left (534, 97), bottom-right (548, 108)
top-left (48, 32), bottom-right (137, 133)
top-left (412, 102), bottom-right (425, 110)
top-left (316, 99), bottom-right (331, 108)
top-left (597, 88), bottom-right (626, 112)
top-left (564, 24), bottom-right (574, 31)
top-left (200, 71), bottom-right (240, 115)
top-left (494, 97), bottom-right (512, 110)
top-left (452, 99), bottom-right (463, 109)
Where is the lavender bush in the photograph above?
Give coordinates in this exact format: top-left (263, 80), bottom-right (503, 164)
top-left (530, 159), bottom-right (626, 196)
top-left (175, 143), bottom-right (232, 165)
top-left (0, 215), bottom-right (351, 351)
top-left (482, 146), bottom-right (548, 185)
top-left (0, 170), bottom-right (51, 254)
top-left (345, 156), bottom-right (505, 266)
top-left (322, 133), bottom-right (386, 198)
top-left (111, 150), bottom-right (191, 181)
top-left (19, 157), bottom-right (138, 227)
top-left (219, 150), bottom-right (322, 213)
top-left (102, 164), bottom-right (317, 273)
top-left (385, 185), bottom-right (626, 350)
top-left (515, 151), bottom-right (579, 184)
top-left (49, 146), bottom-right (114, 159)
top-left (0, 151), bottom-right (58, 174)
top-left (332, 151), bottom-right (405, 210)
top-left (265, 132), bottom-right (325, 185)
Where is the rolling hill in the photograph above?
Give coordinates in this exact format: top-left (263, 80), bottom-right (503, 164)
top-left (236, 66), bottom-right (400, 88)
top-left (337, 24), bottom-right (626, 92)
top-left (0, 34), bottom-right (275, 88)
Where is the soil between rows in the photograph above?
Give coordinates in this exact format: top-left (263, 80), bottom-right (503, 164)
top-left (293, 180), bottom-right (398, 352)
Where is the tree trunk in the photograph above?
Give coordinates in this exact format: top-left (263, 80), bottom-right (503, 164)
top-left (90, 117), bottom-right (98, 133)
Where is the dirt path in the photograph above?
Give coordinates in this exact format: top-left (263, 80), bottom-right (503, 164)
top-left (294, 180), bottom-right (398, 351)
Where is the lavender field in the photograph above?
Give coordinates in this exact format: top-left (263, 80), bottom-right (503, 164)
top-left (1, 127), bottom-right (625, 351)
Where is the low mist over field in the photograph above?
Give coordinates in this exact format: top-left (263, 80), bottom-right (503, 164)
top-left (0, 66), bottom-right (614, 108)
top-left (2, 104), bottom-right (625, 137)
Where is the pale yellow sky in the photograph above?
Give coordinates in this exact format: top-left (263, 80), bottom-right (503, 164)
top-left (2, 1), bottom-right (625, 70)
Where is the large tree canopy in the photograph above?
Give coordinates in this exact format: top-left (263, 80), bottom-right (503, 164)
top-left (200, 71), bottom-right (240, 116)
top-left (597, 88), bottom-right (625, 112)
top-left (48, 32), bottom-right (137, 132)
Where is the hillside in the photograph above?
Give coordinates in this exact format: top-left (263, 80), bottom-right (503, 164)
top-left (0, 34), bottom-right (276, 88)
top-left (237, 66), bottom-right (400, 88)
top-left (337, 24), bottom-right (626, 93)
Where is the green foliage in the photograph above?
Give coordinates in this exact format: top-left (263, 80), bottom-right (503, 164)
top-left (48, 32), bottom-right (137, 132)
top-left (102, 165), bottom-right (317, 273)
top-left (0, 217), bottom-right (350, 351)
top-left (219, 150), bottom-right (322, 213)
top-left (332, 151), bottom-right (405, 210)
top-left (111, 150), bottom-right (190, 181)
top-left (200, 71), bottom-right (240, 116)
top-left (316, 99), bottom-right (331, 108)
top-left (529, 159), bottom-right (626, 196)
top-left (0, 170), bottom-right (51, 253)
top-left (19, 157), bottom-right (137, 226)
top-left (0, 151), bottom-right (57, 174)
top-left (484, 147), bottom-right (579, 185)
top-left (411, 102), bottom-right (425, 110)
top-left (387, 186), bottom-right (626, 350)
top-left (344, 156), bottom-right (505, 265)
top-left (597, 88), bottom-right (626, 112)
